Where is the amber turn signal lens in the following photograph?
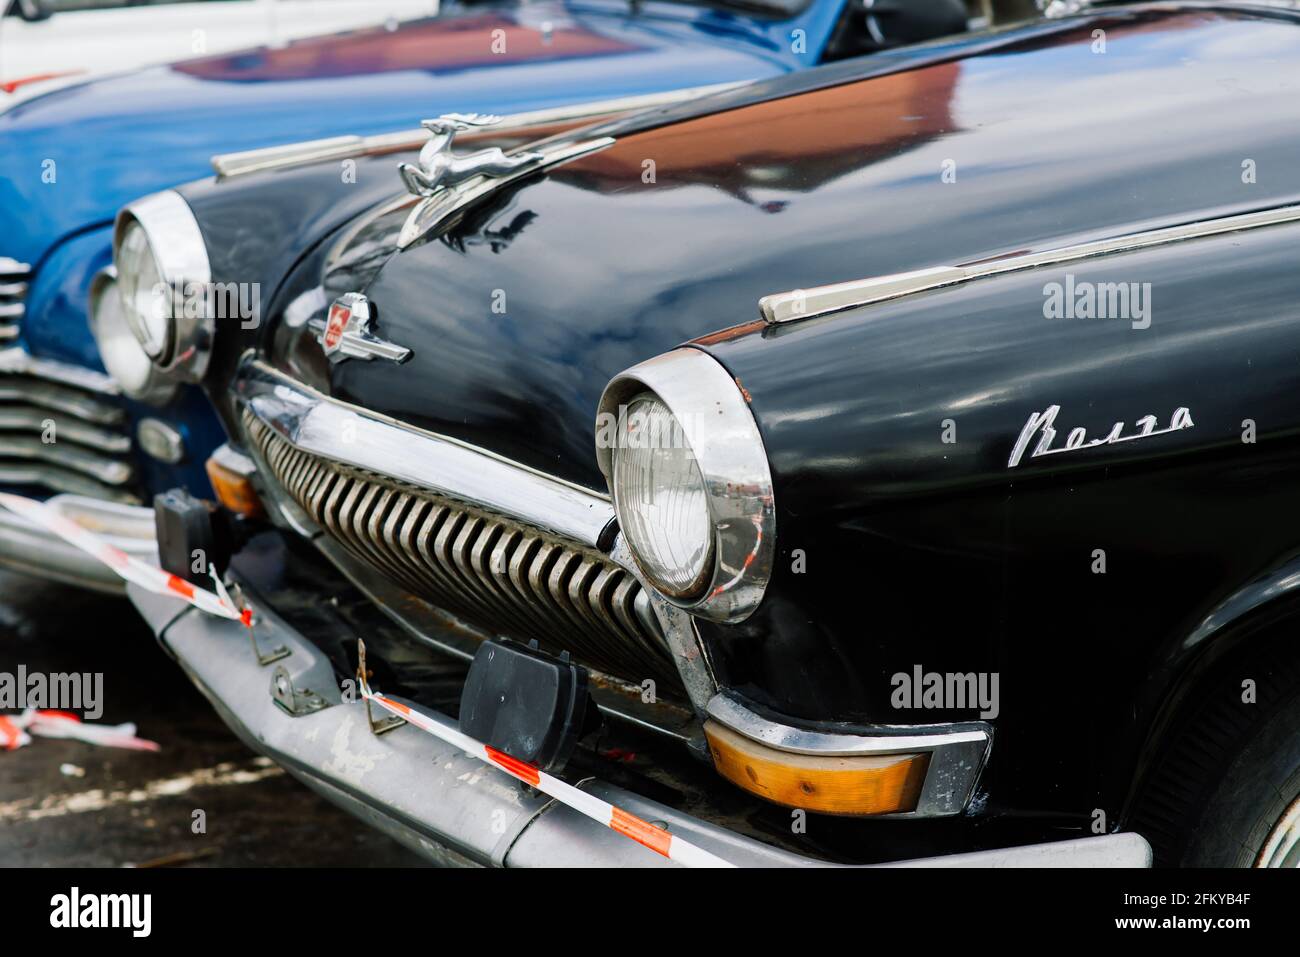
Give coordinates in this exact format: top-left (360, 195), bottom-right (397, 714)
top-left (704, 720), bottom-right (929, 817)
top-left (205, 455), bottom-right (264, 518)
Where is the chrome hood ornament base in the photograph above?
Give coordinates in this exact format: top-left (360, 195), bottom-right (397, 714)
top-left (395, 113), bottom-right (613, 249)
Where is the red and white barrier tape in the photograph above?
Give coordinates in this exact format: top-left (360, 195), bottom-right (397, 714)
top-left (0, 492), bottom-right (735, 867)
top-left (356, 675), bottom-right (733, 868)
top-left (0, 709), bottom-right (159, 752)
top-left (0, 492), bottom-right (249, 625)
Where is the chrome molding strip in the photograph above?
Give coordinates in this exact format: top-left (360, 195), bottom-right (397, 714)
top-left (760, 202), bottom-right (1300, 325)
top-left (0, 465), bottom-right (138, 503)
top-left (1044, 0), bottom-right (1300, 16)
top-left (210, 82), bottom-right (742, 180)
top-left (707, 691), bottom-right (990, 755)
top-left (235, 359), bottom-right (614, 548)
top-left (707, 691), bottom-right (992, 817)
top-left (0, 346), bottom-right (120, 395)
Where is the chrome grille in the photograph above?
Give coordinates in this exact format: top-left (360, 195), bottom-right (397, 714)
top-left (0, 257), bottom-right (29, 342)
top-left (245, 410), bottom-right (681, 690)
top-left (0, 348), bottom-right (137, 503)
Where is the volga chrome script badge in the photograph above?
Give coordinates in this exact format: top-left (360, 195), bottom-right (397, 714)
top-left (311, 292), bottom-right (411, 364)
top-left (1008, 404), bottom-right (1193, 468)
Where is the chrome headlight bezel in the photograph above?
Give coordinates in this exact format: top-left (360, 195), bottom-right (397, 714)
top-left (108, 190), bottom-right (213, 384)
top-left (596, 348), bottom-right (775, 623)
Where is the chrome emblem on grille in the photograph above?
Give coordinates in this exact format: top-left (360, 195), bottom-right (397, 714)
top-left (311, 293), bottom-right (411, 364)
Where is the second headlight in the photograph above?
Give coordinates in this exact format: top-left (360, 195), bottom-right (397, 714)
top-left (104, 190), bottom-right (214, 395)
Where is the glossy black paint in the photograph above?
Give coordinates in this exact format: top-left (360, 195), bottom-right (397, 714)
top-left (188, 5), bottom-right (1300, 827)
top-left (327, 8), bottom-right (1300, 494)
top-left (702, 220), bottom-right (1300, 817)
top-left (181, 149), bottom-right (422, 424)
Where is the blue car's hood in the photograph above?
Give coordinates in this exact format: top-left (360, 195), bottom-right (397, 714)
top-left (1, 0), bottom-right (808, 269)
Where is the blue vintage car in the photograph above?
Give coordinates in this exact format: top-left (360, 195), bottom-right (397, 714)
top-left (0, 0), bottom-right (970, 590)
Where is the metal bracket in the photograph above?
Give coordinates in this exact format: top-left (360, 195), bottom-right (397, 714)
top-left (232, 582), bottom-right (289, 665)
top-left (358, 639), bottom-right (404, 735)
top-left (270, 665), bottom-right (330, 717)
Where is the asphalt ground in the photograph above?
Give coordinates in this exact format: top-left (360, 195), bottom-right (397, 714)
top-left (0, 571), bottom-right (426, 867)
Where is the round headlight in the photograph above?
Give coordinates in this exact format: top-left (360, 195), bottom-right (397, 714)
top-left (89, 267), bottom-right (177, 405)
top-left (597, 349), bottom-right (776, 623)
top-left (610, 393), bottom-right (713, 598)
top-left (115, 220), bottom-right (171, 362)
top-left (110, 190), bottom-right (213, 385)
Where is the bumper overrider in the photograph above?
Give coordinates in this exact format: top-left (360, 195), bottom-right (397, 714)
top-left (111, 356), bottom-right (1151, 867)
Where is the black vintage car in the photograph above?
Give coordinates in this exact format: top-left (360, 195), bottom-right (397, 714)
top-left (91, 0), bottom-right (1300, 867)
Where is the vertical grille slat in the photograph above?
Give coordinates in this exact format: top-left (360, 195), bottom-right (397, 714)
top-left (405, 504), bottom-right (464, 605)
top-left (244, 410), bottom-right (680, 690)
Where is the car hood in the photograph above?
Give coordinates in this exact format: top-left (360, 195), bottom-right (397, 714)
top-left (0, 0), bottom-right (797, 269)
top-left (328, 6), bottom-right (1300, 491)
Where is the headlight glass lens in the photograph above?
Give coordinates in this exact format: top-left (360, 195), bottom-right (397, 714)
top-left (90, 275), bottom-right (152, 397)
top-left (116, 221), bottom-right (170, 360)
top-left (611, 393), bottom-right (713, 597)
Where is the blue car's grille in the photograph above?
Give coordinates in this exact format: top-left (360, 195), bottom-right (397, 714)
top-left (0, 257), bottom-right (138, 503)
top-left (0, 258), bottom-right (29, 343)
top-left (0, 340), bottom-right (138, 516)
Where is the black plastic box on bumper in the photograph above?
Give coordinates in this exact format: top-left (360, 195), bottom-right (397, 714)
top-left (125, 580), bottom-right (1151, 868)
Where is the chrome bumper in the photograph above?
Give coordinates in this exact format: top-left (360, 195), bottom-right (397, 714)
top-left (0, 495), bottom-right (156, 593)
top-left (126, 580), bottom-right (1152, 868)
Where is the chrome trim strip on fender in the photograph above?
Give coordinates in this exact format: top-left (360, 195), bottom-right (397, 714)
top-left (706, 690), bottom-right (993, 817)
top-left (209, 83), bottom-right (742, 180)
top-left (235, 359), bottom-right (615, 548)
top-left (760, 202), bottom-right (1300, 325)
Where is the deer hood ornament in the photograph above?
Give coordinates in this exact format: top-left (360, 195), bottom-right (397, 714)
top-left (393, 114), bottom-right (614, 249)
top-left (398, 114), bottom-right (544, 197)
